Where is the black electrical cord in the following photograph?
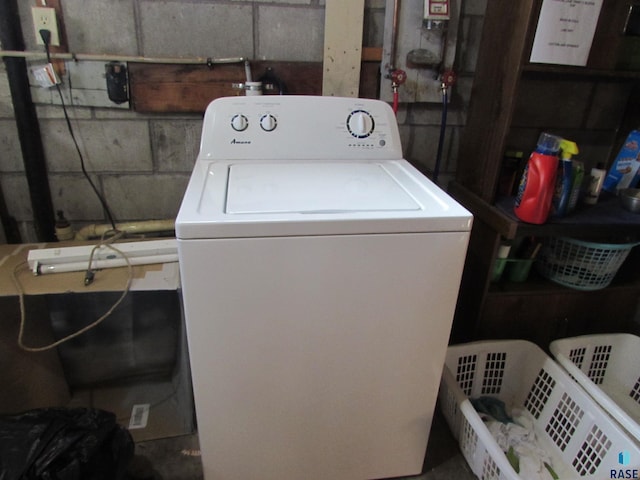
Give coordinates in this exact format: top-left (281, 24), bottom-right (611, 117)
top-left (40, 29), bottom-right (118, 231)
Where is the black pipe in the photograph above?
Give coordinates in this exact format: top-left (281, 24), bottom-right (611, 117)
top-left (0, 180), bottom-right (21, 243)
top-left (0, 0), bottom-right (56, 241)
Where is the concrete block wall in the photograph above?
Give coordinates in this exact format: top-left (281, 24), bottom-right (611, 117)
top-left (0, 0), bottom-right (486, 242)
top-left (398, 0), bottom-right (485, 186)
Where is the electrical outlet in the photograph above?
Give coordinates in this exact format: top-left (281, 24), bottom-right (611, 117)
top-left (32, 7), bottom-right (60, 46)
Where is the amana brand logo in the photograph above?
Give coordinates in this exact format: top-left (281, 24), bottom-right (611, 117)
top-left (230, 138), bottom-right (251, 145)
top-left (610, 451), bottom-right (639, 479)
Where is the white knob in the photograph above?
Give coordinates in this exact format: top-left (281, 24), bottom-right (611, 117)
top-left (347, 110), bottom-right (374, 138)
top-left (231, 114), bottom-right (248, 132)
top-left (260, 114), bottom-right (277, 132)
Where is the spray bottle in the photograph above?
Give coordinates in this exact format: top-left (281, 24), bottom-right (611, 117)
top-left (551, 139), bottom-right (579, 218)
top-left (514, 133), bottom-right (561, 224)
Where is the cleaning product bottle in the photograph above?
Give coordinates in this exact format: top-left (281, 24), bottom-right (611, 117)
top-left (551, 139), bottom-right (579, 218)
top-left (584, 162), bottom-right (606, 205)
top-left (514, 133), bottom-right (561, 224)
top-left (567, 159), bottom-right (584, 213)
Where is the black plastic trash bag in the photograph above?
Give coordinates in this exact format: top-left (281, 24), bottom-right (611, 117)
top-left (0, 407), bottom-right (133, 480)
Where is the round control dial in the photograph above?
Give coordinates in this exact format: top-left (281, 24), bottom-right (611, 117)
top-left (347, 110), bottom-right (375, 138)
top-left (231, 114), bottom-right (248, 132)
top-left (260, 114), bottom-right (277, 132)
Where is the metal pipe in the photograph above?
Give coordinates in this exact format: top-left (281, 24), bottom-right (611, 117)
top-left (0, 49), bottom-right (247, 65)
top-left (0, 0), bottom-right (56, 242)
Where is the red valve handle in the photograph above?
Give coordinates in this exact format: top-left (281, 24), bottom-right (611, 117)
top-left (441, 70), bottom-right (457, 88)
top-left (390, 69), bottom-right (407, 86)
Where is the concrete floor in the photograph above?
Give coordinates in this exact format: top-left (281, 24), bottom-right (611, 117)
top-left (128, 405), bottom-right (476, 480)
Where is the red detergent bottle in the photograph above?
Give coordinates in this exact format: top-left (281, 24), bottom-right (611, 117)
top-left (514, 133), bottom-right (561, 224)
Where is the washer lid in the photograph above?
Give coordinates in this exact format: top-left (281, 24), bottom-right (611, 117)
top-left (226, 162), bottom-right (420, 214)
top-left (176, 159), bottom-right (472, 238)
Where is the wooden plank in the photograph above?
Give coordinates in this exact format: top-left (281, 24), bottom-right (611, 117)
top-left (129, 63), bottom-right (242, 113)
top-left (129, 57), bottom-right (381, 113)
top-left (129, 61), bottom-right (323, 113)
top-left (322, 0), bottom-right (365, 97)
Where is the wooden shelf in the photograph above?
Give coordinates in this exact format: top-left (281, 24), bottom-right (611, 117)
top-left (450, 182), bottom-right (640, 241)
top-left (521, 64), bottom-right (640, 80)
top-left (494, 194), bottom-right (640, 240)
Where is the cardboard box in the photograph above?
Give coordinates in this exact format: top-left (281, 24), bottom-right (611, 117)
top-left (0, 241), bottom-right (194, 442)
top-left (603, 130), bottom-right (640, 193)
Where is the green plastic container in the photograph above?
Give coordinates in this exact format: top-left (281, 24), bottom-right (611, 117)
top-left (507, 259), bottom-right (534, 282)
top-left (491, 258), bottom-right (508, 282)
top-left (492, 258), bottom-right (534, 283)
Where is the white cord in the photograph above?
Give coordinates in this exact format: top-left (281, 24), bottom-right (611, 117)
top-left (11, 239), bottom-right (133, 353)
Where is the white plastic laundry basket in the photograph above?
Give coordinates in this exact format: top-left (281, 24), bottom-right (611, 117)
top-left (550, 333), bottom-right (640, 444)
top-left (439, 339), bottom-right (640, 479)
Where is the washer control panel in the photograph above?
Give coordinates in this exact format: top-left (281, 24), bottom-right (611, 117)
top-left (229, 108), bottom-right (378, 137)
top-left (200, 96), bottom-right (402, 160)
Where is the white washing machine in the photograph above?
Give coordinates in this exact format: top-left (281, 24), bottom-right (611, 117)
top-left (176, 95), bottom-right (472, 480)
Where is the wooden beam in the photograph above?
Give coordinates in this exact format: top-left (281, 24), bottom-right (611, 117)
top-left (322, 0), bottom-right (365, 97)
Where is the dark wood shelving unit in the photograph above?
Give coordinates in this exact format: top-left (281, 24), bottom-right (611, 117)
top-left (449, 0), bottom-right (640, 349)
top-left (521, 64), bottom-right (640, 79)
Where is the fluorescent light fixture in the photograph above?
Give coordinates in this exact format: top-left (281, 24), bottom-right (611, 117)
top-left (28, 239), bottom-right (178, 275)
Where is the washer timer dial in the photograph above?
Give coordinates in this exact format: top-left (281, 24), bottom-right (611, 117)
top-left (346, 110), bottom-right (375, 138)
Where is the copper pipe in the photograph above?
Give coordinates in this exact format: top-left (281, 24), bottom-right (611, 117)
top-left (389, 0), bottom-right (400, 71)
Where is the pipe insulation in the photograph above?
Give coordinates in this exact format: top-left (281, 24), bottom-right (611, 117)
top-left (74, 219), bottom-right (176, 241)
top-left (0, 0), bottom-right (56, 241)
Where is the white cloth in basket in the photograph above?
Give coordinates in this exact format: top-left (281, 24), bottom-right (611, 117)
top-left (486, 408), bottom-right (556, 480)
